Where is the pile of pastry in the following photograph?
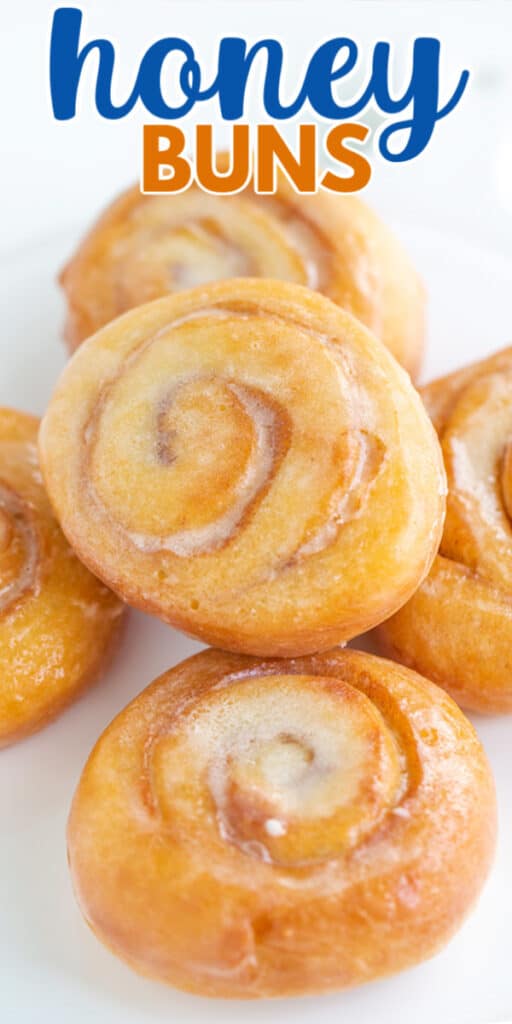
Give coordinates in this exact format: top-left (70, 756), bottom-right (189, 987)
top-left (2, 170), bottom-right (509, 999)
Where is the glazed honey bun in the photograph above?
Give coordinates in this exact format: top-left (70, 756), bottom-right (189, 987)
top-left (39, 280), bottom-right (445, 657)
top-left (379, 344), bottom-right (512, 713)
top-left (60, 159), bottom-right (424, 377)
top-left (67, 647), bottom-right (496, 999)
top-left (0, 408), bottom-right (124, 747)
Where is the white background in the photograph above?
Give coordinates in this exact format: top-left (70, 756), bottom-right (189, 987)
top-left (1, 3), bottom-right (512, 1024)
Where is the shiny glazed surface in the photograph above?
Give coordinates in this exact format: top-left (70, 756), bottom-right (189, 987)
top-left (0, 408), bottom-right (124, 746)
top-left (60, 167), bottom-right (425, 377)
top-left (67, 647), bottom-right (497, 998)
top-left (39, 279), bottom-right (445, 656)
top-left (379, 346), bottom-right (512, 712)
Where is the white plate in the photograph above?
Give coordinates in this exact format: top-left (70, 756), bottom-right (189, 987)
top-left (0, 225), bottom-right (511, 1024)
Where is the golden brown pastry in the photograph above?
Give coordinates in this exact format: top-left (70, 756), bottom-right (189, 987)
top-left (379, 345), bottom-right (512, 712)
top-left (39, 279), bottom-right (445, 657)
top-left (67, 647), bottom-right (496, 998)
top-left (0, 408), bottom-right (124, 747)
top-left (60, 160), bottom-right (424, 377)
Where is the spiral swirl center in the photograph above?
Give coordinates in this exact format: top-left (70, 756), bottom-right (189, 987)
top-left (151, 674), bottom-right (405, 867)
top-left (121, 193), bottom-right (323, 300)
top-left (256, 733), bottom-right (314, 789)
top-left (83, 306), bottom-right (386, 593)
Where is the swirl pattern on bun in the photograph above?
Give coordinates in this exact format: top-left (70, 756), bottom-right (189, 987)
top-left (67, 647), bottom-right (496, 998)
top-left (40, 280), bottom-right (445, 656)
top-left (60, 161), bottom-right (424, 376)
top-left (0, 408), bottom-right (124, 746)
top-left (379, 345), bottom-right (512, 712)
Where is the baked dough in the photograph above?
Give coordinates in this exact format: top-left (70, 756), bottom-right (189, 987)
top-left (0, 408), bottom-right (125, 746)
top-left (67, 647), bottom-right (496, 998)
top-left (40, 280), bottom-right (445, 656)
top-left (60, 162), bottom-right (424, 377)
top-left (379, 346), bottom-right (512, 712)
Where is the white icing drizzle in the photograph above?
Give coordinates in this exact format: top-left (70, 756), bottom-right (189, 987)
top-left (264, 818), bottom-right (286, 837)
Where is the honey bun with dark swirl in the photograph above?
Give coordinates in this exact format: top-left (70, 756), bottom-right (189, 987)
top-left (39, 280), bottom-right (445, 657)
top-left (60, 156), bottom-right (425, 377)
top-left (379, 344), bottom-right (512, 713)
top-left (0, 408), bottom-right (124, 747)
top-left (67, 647), bottom-right (496, 998)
